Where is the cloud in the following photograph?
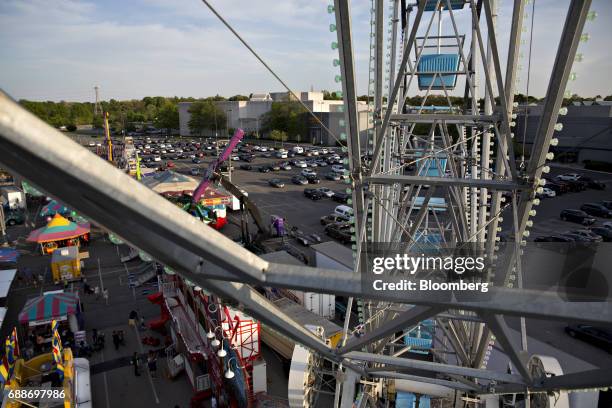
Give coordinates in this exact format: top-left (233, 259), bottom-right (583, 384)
top-left (0, 0), bottom-right (609, 101)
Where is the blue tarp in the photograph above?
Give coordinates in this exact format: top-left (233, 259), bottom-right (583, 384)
top-left (396, 392), bottom-right (431, 408)
top-left (417, 54), bottom-right (460, 90)
top-left (0, 248), bottom-right (19, 263)
top-left (419, 0), bottom-right (465, 11)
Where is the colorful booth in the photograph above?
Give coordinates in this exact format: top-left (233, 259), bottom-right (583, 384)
top-left (39, 200), bottom-right (71, 217)
top-left (51, 246), bottom-right (84, 284)
top-left (26, 214), bottom-right (90, 255)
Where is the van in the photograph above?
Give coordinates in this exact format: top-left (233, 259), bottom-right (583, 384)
top-left (334, 205), bottom-right (353, 220)
top-left (292, 146), bottom-right (304, 154)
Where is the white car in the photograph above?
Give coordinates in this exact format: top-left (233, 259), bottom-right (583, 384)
top-left (320, 148), bottom-right (329, 154)
top-left (539, 187), bottom-right (556, 198)
top-left (295, 161), bottom-right (307, 168)
top-left (153, 156), bottom-right (161, 162)
top-left (275, 151), bottom-right (288, 159)
top-left (556, 173), bottom-right (581, 182)
top-left (232, 155), bottom-right (240, 161)
top-left (301, 169), bottom-right (316, 177)
top-left (331, 164), bottom-right (346, 173)
top-left (260, 146), bottom-right (268, 152)
top-left (317, 187), bottom-right (334, 198)
top-left (88, 142), bottom-right (95, 147)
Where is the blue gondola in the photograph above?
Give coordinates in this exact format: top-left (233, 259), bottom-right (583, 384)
top-left (419, 0), bottom-right (465, 11)
top-left (417, 53), bottom-right (461, 90)
top-left (404, 319), bottom-right (435, 355)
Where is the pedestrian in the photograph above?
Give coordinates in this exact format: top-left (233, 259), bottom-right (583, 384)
top-left (92, 328), bottom-right (98, 345)
top-left (128, 310), bottom-right (138, 327)
top-left (131, 352), bottom-right (141, 376)
top-left (102, 288), bottom-right (109, 304)
top-left (94, 286), bottom-right (100, 299)
top-left (139, 316), bottom-right (146, 331)
top-left (147, 351), bottom-right (157, 378)
top-left (112, 331), bottom-right (120, 351)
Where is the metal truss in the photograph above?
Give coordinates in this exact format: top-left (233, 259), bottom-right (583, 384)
top-left (0, 0), bottom-right (607, 404)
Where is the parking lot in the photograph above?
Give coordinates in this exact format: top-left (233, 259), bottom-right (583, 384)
top-left (81, 135), bottom-right (352, 247)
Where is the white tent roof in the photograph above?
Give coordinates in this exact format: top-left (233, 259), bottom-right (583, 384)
top-left (0, 269), bottom-right (17, 298)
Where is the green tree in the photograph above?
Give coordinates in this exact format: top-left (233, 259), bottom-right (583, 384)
top-left (323, 90), bottom-right (342, 100)
top-left (155, 103), bottom-right (179, 136)
top-left (261, 101), bottom-right (306, 140)
top-left (269, 130), bottom-right (288, 142)
top-left (188, 101), bottom-right (226, 137)
top-left (228, 95), bottom-right (249, 101)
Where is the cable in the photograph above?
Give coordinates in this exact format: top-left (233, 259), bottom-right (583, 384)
top-left (521, 0), bottom-right (536, 165)
top-left (200, 0), bottom-right (343, 148)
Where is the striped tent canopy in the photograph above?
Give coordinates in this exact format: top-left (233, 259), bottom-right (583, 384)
top-left (26, 214), bottom-right (90, 243)
top-left (19, 292), bottom-right (79, 324)
top-left (40, 200), bottom-right (71, 217)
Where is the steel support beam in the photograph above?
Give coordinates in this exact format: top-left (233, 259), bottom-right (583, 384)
top-left (338, 306), bottom-right (442, 354)
top-left (480, 313), bottom-right (531, 382)
top-left (344, 351), bottom-right (525, 384)
top-left (366, 175), bottom-right (522, 190)
top-left (390, 113), bottom-right (499, 123)
top-left (370, 371), bottom-right (480, 392)
top-left (515, 0), bottom-right (592, 239)
top-left (334, 0), bottom-right (365, 251)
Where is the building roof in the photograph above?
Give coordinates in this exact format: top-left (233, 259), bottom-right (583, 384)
top-left (311, 241), bottom-right (354, 270)
top-left (260, 250), bottom-right (304, 265)
top-left (51, 246), bottom-right (79, 262)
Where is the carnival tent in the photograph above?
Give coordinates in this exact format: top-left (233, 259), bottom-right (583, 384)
top-left (0, 248), bottom-right (19, 263)
top-left (141, 170), bottom-right (199, 195)
top-left (27, 214), bottom-right (90, 243)
top-left (19, 292), bottom-right (79, 324)
top-left (40, 200), bottom-right (71, 217)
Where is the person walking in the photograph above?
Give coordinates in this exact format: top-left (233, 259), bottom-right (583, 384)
top-left (112, 331), bottom-right (120, 351)
top-left (102, 288), bottom-right (109, 304)
top-left (131, 352), bottom-right (141, 376)
top-left (128, 310), bottom-right (138, 327)
top-left (147, 351), bottom-right (157, 378)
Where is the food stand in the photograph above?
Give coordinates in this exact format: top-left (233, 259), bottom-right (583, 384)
top-left (26, 214), bottom-right (90, 255)
top-left (51, 246), bottom-right (87, 284)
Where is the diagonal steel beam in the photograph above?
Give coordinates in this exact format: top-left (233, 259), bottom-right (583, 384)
top-left (480, 313), bottom-right (531, 382)
top-left (338, 305), bottom-right (443, 355)
top-left (344, 351), bottom-right (525, 384)
top-left (370, 371), bottom-right (480, 392)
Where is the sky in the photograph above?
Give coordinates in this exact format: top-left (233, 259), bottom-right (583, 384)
top-left (0, 0), bottom-right (610, 102)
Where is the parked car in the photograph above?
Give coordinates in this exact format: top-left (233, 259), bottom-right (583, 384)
top-left (239, 154), bottom-right (254, 162)
top-left (268, 179), bottom-right (285, 188)
top-left (4, 210), bottom-right (24, 227)
top-left (189, 168), bottom-right (200, 176)
top-left (534, 234), bottom-right (574, 243)
top-left (602, 201), bottom-right (612, 210)
top-left (316, 187), bottom-right (334, 198)
top-left (165, 161), bottom-right (175, 168)
top-left (331, 164), bottom-right (346, 173)
top-left (304, 188), bottom-right (324, 200)
top-left (334, 205), bottom-right (354, 219)
top-left (279, 163), bottom-right (292, 170)
top-left (537, 187), bottom-right (556, 198)
top-left (563, 179), bottom-right (587, 192)
top-left (579, 176), bottom-right (606, 190)
top-left (320, 214), bottom-right (349, 226)
top-left (565, 324), bottom-right (612, 353)
top-left (325, 223), bottom-right (352, 244)
top-left (301, 169), bottom-right (316, 177)
top-left (291, 175), bottom-right (308, 185)
top-left (560, 209), bottom-right (595, 225)
top-left (557, 173), bottom-right (581, 182)
top-left (305, 174), bottom-right (320, 184)
top-left (566, 229), bottom-right (603, 242)
top-left (240, 164), bottom-right (253, 170)
top-left (258, 166), bottom-right (271, 173)
top-left (192, 158), bottom-right (201, 164)
top-left (332, 192), bottom-right (350, 203)
top-left (325, 172), bottom-right (341, 181)
top-left (590, 227), bottom-right (612, 242)
top-left (270, 164), bottom-right (281, 171)
top-left (295, 161), bottom-right (308, 168)
top-left (580, 203), bottom-right (612, 218)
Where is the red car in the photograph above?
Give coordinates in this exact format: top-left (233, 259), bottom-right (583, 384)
top-left (166, 161), bottom-right (175, 168)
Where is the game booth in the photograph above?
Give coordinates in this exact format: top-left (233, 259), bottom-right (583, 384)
top-left (39, 199), bottom-right (71, 217)
top-left (18, 291), bottom-right (82, 353)
top-left (26, 214), bottom-right (90, 255)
